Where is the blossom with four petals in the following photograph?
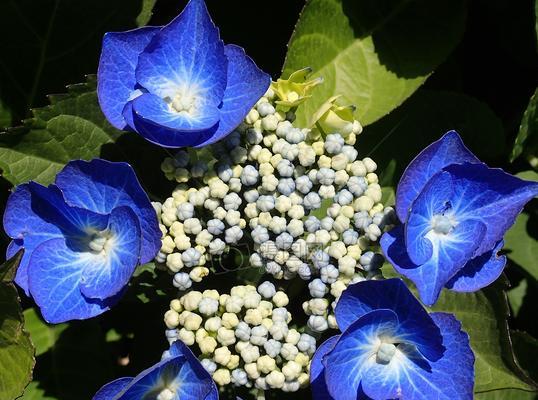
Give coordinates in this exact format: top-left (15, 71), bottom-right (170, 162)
top-left (97, 0), bottom-right (270, 148)
top-left (3, 159), bottom-right (160, 323)
top-left (381, 131), bottom-right (538, 305)
top-left (311, 279), bottom-right (474, 400)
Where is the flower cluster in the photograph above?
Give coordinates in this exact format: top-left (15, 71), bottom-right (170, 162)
top-left (153, 78), bottom-right (395, 328)
top-left (311, 279), bottom-right (475, 400)
top-left (163, 282), bottom-right (315, 392)
top-left (381, 131), bottom-right (538, 305)
top-left (3, 159), bottom-right (160, 323)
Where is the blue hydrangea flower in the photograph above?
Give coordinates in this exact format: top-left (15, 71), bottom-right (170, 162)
top-left (3, 159), bottom-right (161, 323)
top-left (97, 0), bottom-right (270, 148)
top-left (93, 341), bottom-right (217, 400)
top-left (311, 279), bottom-right (474, 400)
top-left (380, 131), bottom-right (538, 305)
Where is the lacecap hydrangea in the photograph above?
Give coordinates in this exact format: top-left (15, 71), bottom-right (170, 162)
top-left (97, 0), bottom-right (270, 148)
top-left (381, 131), bottom-right (538, 305)
top-left (3, 159), bottom-right (160, 323)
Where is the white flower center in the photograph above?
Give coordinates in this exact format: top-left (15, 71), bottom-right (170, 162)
top-left (376, 342), bottom-right (397, 365)
top-left (431, 214), bottom-right (456, 235)
top-left (167, 85), bottom-right (203, 116)
top-left (156, 388), bottom-right (176, 400)
top-left (87, 230), bottom-right (114, 255)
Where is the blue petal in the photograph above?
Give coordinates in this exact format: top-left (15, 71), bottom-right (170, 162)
top-left (311, 335), bottom-right (339, 400)
top-left (446, 240), bottom-right (506, 292)
top-left (405, 171), bottom-right (455, 265)
top-left (204, 384), bottom-right (219, 400)
top-left (361, 312), bottom-right (474, 400)
top-left (445, 163), bottom-right (538, 256)
top-left (382, 222), bottom-right (486, 306)
top-left (92, 377), bottom-right (133, 400)
top-left (97, 27), bottom-right (159, 130)
top-left (135, 0), bottom-right (227, 104)
top-left (27, 238), bottom-right (118, 323)
top-left (335, 279), bottom-right (444, 361)
top-left (125, 105), bottom-right (217, 148)
top-left (55, 159), bottom-right (161, 264)
top-left (79, 207), bottom-right (141, 300)
top-left (396, 131), bottom-right (480, 222)
top-left (324, 309), bottom-right (401, 400)
top-left (132, 93), bottom-right (220, 131)
top-left (193, 44), bottom-right (271, 147)
top-left (4, 185), bottom-right (63, 293)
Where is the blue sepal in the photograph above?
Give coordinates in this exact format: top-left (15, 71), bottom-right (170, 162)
top-left (396, 130), bottom-right (480, 222)
top-left (92, 377), bottom-right (133, 400)
top-left (445, 240), bottom-right (506, 292)
top-left (97, 27), bottom-right (159, 130)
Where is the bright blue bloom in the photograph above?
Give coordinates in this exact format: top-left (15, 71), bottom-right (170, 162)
top-left (97, 0), bottom-right (270, 148)
top-left (311, 279), bottom-right (474, 400)
top-left (93, 341), bottom-right (218, 400)
top-left (381, 131), bottom-right (538, 305)
top-left (3, 159), bottom-right (160, 323)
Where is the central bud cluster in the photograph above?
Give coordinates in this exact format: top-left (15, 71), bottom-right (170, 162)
top-left (376, 341), bottom-right (397, 365)
top-left (167, 85), bottom-right (202, 116)
top-left (156, 387), bottom-right (176, 400)
top-left (431, 214), bottom-right (456, 235)
top-left (153, 78), bottom-right (395, 391)
top-left (87, 229), bottom-right (113, 255)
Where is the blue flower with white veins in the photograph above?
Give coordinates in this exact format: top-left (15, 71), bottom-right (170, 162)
top-left (381, 131), bottom-right (538, 306)
top-left (3, 159), bottom-right (161, 323)
top-left (97, 0), bottom-right (270, 148)
top-left (93, 340), bottom-right (217, 400)
top-left (311, 279), bottom-right (474, 400)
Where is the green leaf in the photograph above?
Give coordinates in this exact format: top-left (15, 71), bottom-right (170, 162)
top-left (511, 87), bottom-right (538, 163)
top-left (0, 77), bottom-right (118, 186)
top-left (517, 170), bottom-right (538, 182)
top-left (23, 308), bottom-right (67, 357)
top-left (507, 279), bottom-right (528, 318)
top-left (137, 0), bottom-right (157, 27)
top-left (0, 252), bottom-right (35, 399)
top-left (428, 283), bottom-right (536, 393)
top-left (380, 186), bottom-right (395, 207)
top-left (357, 90), bottom-right (505, 186)
top-left (0, 114), bottom-right (115, 185)
top-left (512, 330), bottom-right (538, 383)
top-left (504, 212), bottom-right (538, 280)
top-left (475, 389), bottom-right (537, 400)
top-left (20, 382), bottom-right (58, 400)
top-left (282, 0), bottom-right (466, 127)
